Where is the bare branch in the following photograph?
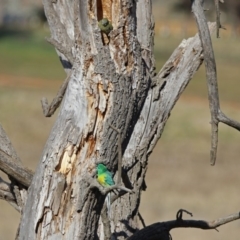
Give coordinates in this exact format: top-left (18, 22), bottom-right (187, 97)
top-left (192, 0), bottom-right (220, 166)
top-left (46, 37), bottom-right (74, 65)
top-left (205, 212), bottom-right (240, 228)
top-left (91, 180), bottom-right (133, 195)
top-left (0, 125), bottom-right (21, 163)
top-left (0, 149), bottom-right (33, 188)
top-left (0, 177), bottom-right (19, 212)
top-left (214, 0), bottom-right (221, 38)
top-left (109, 125), bottom-right (122, 185)
top-left (0, 125), bottom-right (33, 187)
top-left (176, 209), bottom-right (193, 220)
top-left (106, 184), bottom-right (133, 193)
top-left (13, 185), bottom-right (23, 212)
top-left (124, 23), bottom-right (217, 169)
top-left (73, 0), bottom-right (81, 43)
top-left (167, 210), bottom-right (240, 230)
top-left (218, 111), bottom-right (240, 131)
top-left (41, 74), bottom-right (71, 117)
top-left (138, 212), bottom-right (146, 228)
top-left (42, 0), bottom-right (73, 48)
top-left (191, 0), bottom-right (240, 165)
top-left (127, 223), bottom-right (171, 240)
top-left (128, 210), bottom-right (240, 240)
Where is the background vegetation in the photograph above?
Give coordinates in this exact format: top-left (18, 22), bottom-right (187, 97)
top-left (0, 1), bottom-right (240, 239)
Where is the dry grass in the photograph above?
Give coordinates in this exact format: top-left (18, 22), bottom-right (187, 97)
top-left (0, 78), bottom-right (58, 240)
top-left (140, 96), bottom-right (240, 240)
top-left (0, 76), bottom-right (239, 239)
top-left (0, 13), bottom-right (240, 239)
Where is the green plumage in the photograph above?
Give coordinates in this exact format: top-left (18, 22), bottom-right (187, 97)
top-left (98, 18), bottom-right (113, 35)
top-left (97, 163), bottom-right (115, 187)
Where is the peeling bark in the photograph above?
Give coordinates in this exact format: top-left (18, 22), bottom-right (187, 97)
top-left (19, 0), bottom-right (155, 239)
top-left (0, 0), bottom-right (239, 239)
top-left (3, 1), bottom-right (220, 240)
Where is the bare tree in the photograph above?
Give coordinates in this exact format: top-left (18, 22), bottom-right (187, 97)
top-left (0, 0), bottom-right (240, 239)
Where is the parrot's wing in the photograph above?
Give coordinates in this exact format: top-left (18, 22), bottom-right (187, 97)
top-left (105, 172), bottom-right (115, 186)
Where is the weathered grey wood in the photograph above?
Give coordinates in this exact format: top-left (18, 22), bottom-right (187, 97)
top-left (0, 125), bottom-right (21, 163)
top-left (0, 125), bottom-right (31, 213)
top-left (0, 177), bottom-right (19, 212)
top-left (7, 0), bottom-right (238, 240)
top-left (41, 74), bottom-right (71, 117)
top-left (0, 0), bottom-right (238, 239)
top-left (192, 0), bottom-right (220, 166)
top-left (17, 0), bottom-right (217, 239)
top-left (112, 22), bottom-right (216, 238)
top-left (19, 0), bottom-right (154, 238)
top-left (0, 150), bottom-right (33, 187)
top-left (128, 210), bottom-right (240, 239)
top-left (192, 0), bottom-right (240, 165)
top-left (0, 125), bottom-right (33, 186)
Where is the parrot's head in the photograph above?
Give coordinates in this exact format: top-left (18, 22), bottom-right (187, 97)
top-left (98, 18), bottom-right (113, 35)
top-left (97, 163), bottom-right (108, 175)
top-left (100, 18), bottom-right (109, 27)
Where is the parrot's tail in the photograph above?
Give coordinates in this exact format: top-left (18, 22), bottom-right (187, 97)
top-left (106, 193), bottom-right (111, 219)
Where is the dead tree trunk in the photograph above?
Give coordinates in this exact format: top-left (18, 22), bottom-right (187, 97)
top-left (0, 0), bottom-right (240, 239)
top-left (17, 0), bottom-right (205, 236)
top-left (19, 1), bottom-right (156, 239)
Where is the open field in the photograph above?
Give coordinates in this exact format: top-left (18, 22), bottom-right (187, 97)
top-left (141, 97), bottom-right (240, 240)
top-left (0, 29), bottom-right (65, 80)
top-left (0, 77), bottom-right (58, 240)
top-left (0, 81), bottom-right (239, 239)
top-left (0, 13), bottom-right (240, 239)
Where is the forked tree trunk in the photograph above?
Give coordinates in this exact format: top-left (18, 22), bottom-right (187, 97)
top-left (18, 0), bottom-right (210, 239)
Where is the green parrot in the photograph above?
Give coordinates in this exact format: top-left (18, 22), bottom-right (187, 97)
top-left (97, 163), bottom-right (115, 187)
top-left (98, 18), bottom-right (113, 35)
top-left (97, 163), bottom-right (115, 218)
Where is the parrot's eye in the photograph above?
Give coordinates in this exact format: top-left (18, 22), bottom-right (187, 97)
top-left (102, 20), bottom-right (109, 27)
top-left (102, 18), bottom-right (109, 27)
